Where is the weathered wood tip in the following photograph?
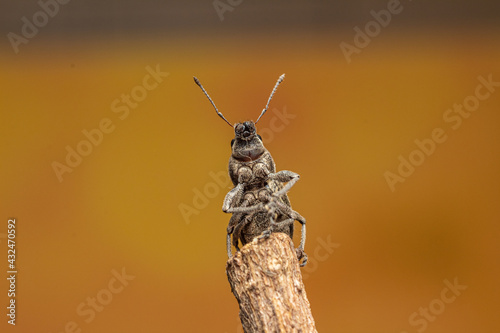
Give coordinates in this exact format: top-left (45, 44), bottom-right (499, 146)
top-left (226, 232), bottom-right (317, 333)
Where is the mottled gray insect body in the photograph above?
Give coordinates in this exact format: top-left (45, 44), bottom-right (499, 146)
top-left (194, 74), bottom-right (307, 266)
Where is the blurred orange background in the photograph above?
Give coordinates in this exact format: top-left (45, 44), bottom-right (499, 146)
top-left (1, 1), bottom-right (500, 332)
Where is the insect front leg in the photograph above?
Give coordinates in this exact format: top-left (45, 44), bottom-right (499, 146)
top-left (222, 183), bottom-right (245, 214)
top-left (223, 165), bottom-right (255, 214)
top-left (254, 163), bottom-right (300, 198)
top-left (267, 170), bottom-right (300, 198)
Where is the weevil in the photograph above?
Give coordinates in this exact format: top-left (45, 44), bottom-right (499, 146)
top-left (194, 74), bottom-right (307, 266)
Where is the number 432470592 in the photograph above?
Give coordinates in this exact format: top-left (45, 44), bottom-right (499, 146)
top-left (8, 219), bottom-right (16, 269)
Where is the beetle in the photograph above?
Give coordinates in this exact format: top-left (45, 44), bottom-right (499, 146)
top-left (194, 74), bottom-right (307, 266)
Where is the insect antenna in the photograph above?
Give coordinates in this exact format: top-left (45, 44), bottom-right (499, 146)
top-left (255, 73), bottom-right (285, 124)
top-left (193, 76), bottom-right (233, 127)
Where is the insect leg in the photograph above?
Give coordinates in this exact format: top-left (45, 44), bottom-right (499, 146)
top-left (232, 214), bottom-right (253, 249)
top-left (223, 184), bottom-right (271, 215)
top-left (226, 196), bottom-right (257, 258)
top-left (267, 170), bottom-right (300, 198)
top-left (227, 214), bottom-right (242, 258)
top-left (257, 205), bottom-right (277, 240)
top-left (222, 183), bottom-right (245, 213)
top-left (263, 197), bottom-right (308, 266)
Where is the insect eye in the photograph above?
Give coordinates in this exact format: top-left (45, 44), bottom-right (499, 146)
top-left (235, 124), bottom-right (245, 133)
top-left (231, 139), bottom-right (235, 147)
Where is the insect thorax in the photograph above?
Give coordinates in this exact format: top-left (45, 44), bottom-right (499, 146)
top-left (228, 150), bottom-right (276, 188)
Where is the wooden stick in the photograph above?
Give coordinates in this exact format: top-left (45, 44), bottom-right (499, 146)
top-left (226, 232), bottom-right (318, 333)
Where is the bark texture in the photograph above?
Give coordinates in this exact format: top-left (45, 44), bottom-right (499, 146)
top-left (226, 232), bottom-right (317, 333)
